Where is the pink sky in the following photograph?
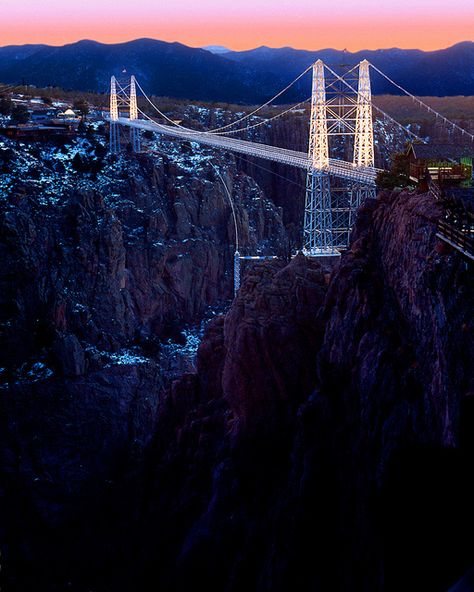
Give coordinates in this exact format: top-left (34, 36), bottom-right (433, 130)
top-left (1, 0), bottom-right (473, 50)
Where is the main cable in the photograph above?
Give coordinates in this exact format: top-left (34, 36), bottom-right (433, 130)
top-left (210, 98), bottom-right (311, 135)
top-left (368, 62), bottom-right (474, 144)
top-left (203, 64), bottom-right (313, 133)
top-left (133, 88), bottom-right (311, 139)
top-left (134, 65), bottom-right (313, 134)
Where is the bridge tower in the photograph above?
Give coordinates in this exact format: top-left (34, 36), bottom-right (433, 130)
top-left (352, 59), bottom-right (376, 210)
top-left (109, 75), bottom-right (120, 153)
top-left (129, 75), bottom-right (141, 152)
top-left (303, 60), bottom-right (334, 256)
top-left (354, 60), bottom-right (374, 168)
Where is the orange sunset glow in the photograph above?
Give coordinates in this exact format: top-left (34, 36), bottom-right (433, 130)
top-left (0, 0), bottom-right (473, 50)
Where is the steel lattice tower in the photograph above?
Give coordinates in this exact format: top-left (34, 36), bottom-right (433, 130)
top-left (129, 75), bottom-right (141, 152)
top-left (109, 76), bottom-right (120, 153)
top-left (303, 60), bottom-right (334, 255)
top-left (352, 60), bottom-right (376, 204)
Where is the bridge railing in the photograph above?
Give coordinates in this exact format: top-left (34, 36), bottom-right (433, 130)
top-left (429, 177), bottom-right (474, 260)
top-left (118, 118), bottom-right (378, 185)
top-left (428, 177), bottom-right (443, 202)
top-left (437, 220), bottom-right (474, 260)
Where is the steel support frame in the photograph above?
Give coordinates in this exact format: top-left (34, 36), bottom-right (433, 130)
top-left (304, 60), bottom-right (336, 256)
top-left (304, 170), bottom-right (334, 255)
top-left (109, 74), bottom-right (141, 153)
top-left (303, 59), bottom-right (377, 256)
top-left (354, 60), bottom-right (375, 169)
top-left (109, 75), bottom-right (120, 154)
top-left (348, 183), bottom-right (376, 236)
top-left (129, 75), bottom-right (141, 152)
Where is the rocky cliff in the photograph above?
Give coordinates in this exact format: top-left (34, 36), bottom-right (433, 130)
top-left (0, 138), bottom-right (288, 591)
top-left (1, 140), bottom-right (473, 592)
top-left (139, 188), bottom-right (473, 592)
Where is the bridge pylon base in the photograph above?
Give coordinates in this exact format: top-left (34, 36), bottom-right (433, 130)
top-left (304, 170), bottom-right (334, 254)
top-left (110, 122), bottom-right (120, 154)
top-left (302, 247), bottom-right (341, 258)
top-left (130, 127), bottom-right (141, 152)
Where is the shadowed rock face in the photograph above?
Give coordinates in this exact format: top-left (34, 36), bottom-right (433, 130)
top-left (0, 152), bottom-right (287, 375)
top-left (221, 254), bottom-right (327, 435)
top-left (136, 253), bottom-right (330, 592)
top-left (147, 189), bottom-right (473, 592)
top-left (309, 190), bottom-right (474, 592)
top-left (0, 149), bottom-right (288, 591)
top-left (1, 182), bottom-right (473, 592)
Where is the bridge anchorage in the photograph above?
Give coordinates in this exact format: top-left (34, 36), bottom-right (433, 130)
top-left (107, 60), bottom-right (474, 258)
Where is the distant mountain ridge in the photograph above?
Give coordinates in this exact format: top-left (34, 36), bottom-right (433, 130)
top-left (0, 38), bottom-right (473, 102)
top-left (202, 45), bottom-right (231, 55)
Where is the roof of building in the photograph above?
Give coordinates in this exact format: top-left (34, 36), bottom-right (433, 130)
top-left (408, 143), bottom-right (474, 161)
top-left (58, 108), bottom-right (77, 117)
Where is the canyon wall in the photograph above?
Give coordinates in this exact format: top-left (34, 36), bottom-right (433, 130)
top-left (1, 146), bottom-right (473, 592)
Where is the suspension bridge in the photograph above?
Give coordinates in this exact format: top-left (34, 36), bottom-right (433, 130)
top-left (107, 60), bottom-right (474, 257)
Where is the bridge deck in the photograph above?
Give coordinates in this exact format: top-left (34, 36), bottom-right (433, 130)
top-left (117, 117), bottom-right (378, 185)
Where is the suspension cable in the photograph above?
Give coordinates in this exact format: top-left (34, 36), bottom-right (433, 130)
top-left (134, 98), bottom-right (312, 147)
top-left (131, 87), bottom-right (311, 139)
top-left (134, 64), bottom-right (354, 136)
top-left (235, 153), bottom-right (306, 190)
top-left (129, 104), bottom-right (308, 191)
top-left (209, 71), bottom-right (368, 136)
top-left (323, 63), bottom-right (427, 143)
top-left (209, 98), bottom-right (311, 135)
top-left (368, 62), bottom-right (474, 144)
top-left (134, 66), bottom-right (313, 134)
top-left (203, 64), bottom-right (313, 132)
top-left (209, 162), bottom-right (239, 251)
top-left (133, 79), bottom-right (203, 132)
top-left (135, 104), bottom-right (178, 131)
top-left (114, 62), bottom-right (433, 150)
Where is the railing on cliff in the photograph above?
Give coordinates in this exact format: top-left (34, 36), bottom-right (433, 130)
top-left (412, 162), bottom-right (471, 183)
top-left (428, 177), bottom-right (474, 261)
top-left (436, 220), bottom-right (474, 261)
top-left (428, 177), bottom-right (443, 202)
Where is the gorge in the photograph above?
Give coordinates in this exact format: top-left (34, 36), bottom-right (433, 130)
top-left (0, 127), bottom-right (473, 591)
